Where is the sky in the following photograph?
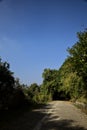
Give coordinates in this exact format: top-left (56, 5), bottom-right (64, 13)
top-left (0, 0), bottom-right (87, 85)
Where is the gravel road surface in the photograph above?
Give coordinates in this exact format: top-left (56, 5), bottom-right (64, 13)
top-left (34, 101), bottom-right (87, 130)
top-left (0, 101), bottom-right (87, 130)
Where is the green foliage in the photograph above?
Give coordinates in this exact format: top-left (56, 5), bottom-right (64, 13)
top-left (1, 30), bottom-right (87, 108)
top-left (0, 57), bottom-right (29, 109)
top-left (41, 68), bottom-right (60, 101)
top-left (67, 30), bottom-right (87, 97)
top-left (0, 58), bottom-right (15, 108)
top-left (40, 30), bottom-right (87, 102)
top-left (8, 88), bottom-right (27, 109)
top-left (27, 83), bottom-right (40, 103)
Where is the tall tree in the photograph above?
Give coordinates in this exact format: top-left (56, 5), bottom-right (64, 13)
top-left (67, 30), bottom-right (87, 96)
top-left (27, 83), bottom-right (40, 102)
top-left (42, 68), bottom-right (59, 100)
top-left (0, 58), bottom-right (15, 108)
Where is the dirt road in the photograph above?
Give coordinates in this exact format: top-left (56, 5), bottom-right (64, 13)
top-left (1, 101), bottom-right (87, 130)
top-left (34, 101), bottom-right (87, 130)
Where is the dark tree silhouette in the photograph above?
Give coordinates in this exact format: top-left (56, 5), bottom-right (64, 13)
top-left (0, 58), bottom-right (15, 109)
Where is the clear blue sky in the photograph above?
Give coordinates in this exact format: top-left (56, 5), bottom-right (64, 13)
top-left (0, 0), bottom-right (87, 85)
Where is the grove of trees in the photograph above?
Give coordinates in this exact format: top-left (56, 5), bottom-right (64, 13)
top-left (0, 30), bottom-right (87, 110)
top-left (25, 30), bottom-right (87, 104)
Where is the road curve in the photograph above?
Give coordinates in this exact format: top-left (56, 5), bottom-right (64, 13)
top-left (34, 101), bottom-right (87, 130)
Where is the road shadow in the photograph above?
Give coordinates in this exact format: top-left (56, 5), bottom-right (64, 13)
top-left (0, 104), bottom-right (47, 130)
top-left (0, 103), bottom-right (87, 130)
top-left (41, 115), bottom-right (87, 130)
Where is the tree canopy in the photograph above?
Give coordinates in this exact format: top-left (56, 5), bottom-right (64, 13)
top-left (67, 31), bottom-right (87, 96)
top-left (0, 30), bottom-right (87, 109)
top-left (0, 58), bottom-right (15, 108)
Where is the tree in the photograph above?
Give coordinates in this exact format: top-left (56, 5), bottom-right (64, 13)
top-left (0, 57), bottom-right (15, 108)
top-left (67, 30), bottom-right (87, 96)
top-left (27, 83), bottom-right (40, 102)
top-left (41, 68), bottom-right (60, 100)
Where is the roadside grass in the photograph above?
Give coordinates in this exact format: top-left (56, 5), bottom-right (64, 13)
top-left (74, 102), bottom-right (87, 115)
top-left (76, 105), bottom-right (87, 114)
